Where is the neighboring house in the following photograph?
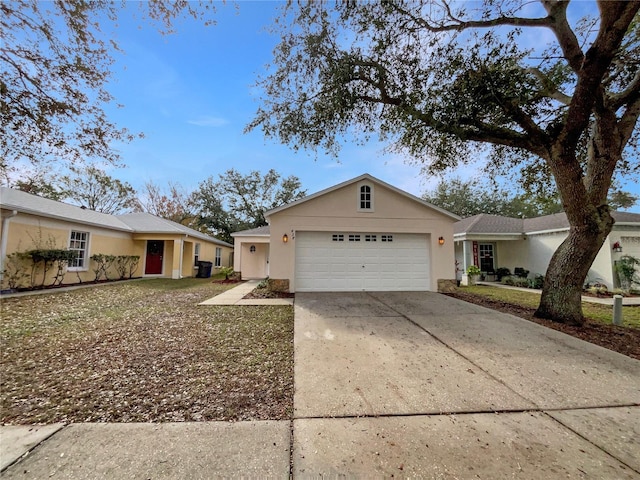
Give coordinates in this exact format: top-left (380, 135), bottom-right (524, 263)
top-left (454, 211), bottom-right (640, 288)
top-left (0, 187), bottom-right (233, 287)
top-left (232, 173), bottom-right (460, 292)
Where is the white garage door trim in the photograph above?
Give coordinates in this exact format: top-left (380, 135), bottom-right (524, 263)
top-left (295, 231), bottom-right (431, 292)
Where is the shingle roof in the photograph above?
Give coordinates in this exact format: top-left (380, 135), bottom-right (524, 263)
top-left (454, 214), bottom-right (523, 234)
top-left (455, 211), bottom-right (640, 235)
top-left (1, 187), bottom-right (232, 247)
top-left (231, 225), bottom-right (271, 237)
top-left (117, 213), bottom-right (232, 246)
top-left (523, 212), bottom-right (570, 233)
top-left (1, 187), bottom-right (132, 231)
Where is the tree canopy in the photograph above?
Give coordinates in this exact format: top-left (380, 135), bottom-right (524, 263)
top-left (1, 0), bottom-right (216, 182)
top-left (60, 166), bottom-right (138, 214)
top-left (192, 169), bottom-right (307, 243)
top-left (422, 178), bottom-right (563, 218)
top-left (249, 0), bottom-right (640, 325)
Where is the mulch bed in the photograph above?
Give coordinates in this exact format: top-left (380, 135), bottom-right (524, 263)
top-left (244, 288), bottom-right (295, 299)
top-left (447, 291), bottom-right (640, 360)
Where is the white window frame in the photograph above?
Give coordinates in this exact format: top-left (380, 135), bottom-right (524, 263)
top-left (194, 243), bottom-right (201, 266)
top-left (215, 247), bottom-right (222, 267)
top-left (357, 183), bottom-right (374, 211)
top-left (68, 230), bottom-right (89, 271)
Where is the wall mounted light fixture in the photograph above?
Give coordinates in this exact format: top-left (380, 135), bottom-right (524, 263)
top-left (282, 234), bottom-right (289, 243)
top-left (438, 236), bottom-right (445, 245)
top-left (613, 241), bottom-right (622, 252)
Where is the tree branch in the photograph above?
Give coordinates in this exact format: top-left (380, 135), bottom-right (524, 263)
top-left (527, 67), bottom-right (572, 105)
top-left (609, 69), bottom-right (640, 110)
top-left (387, 1), bottom-right (552, 33)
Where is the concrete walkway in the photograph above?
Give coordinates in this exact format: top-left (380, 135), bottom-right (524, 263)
top-left (2, 292), bottom-right (639, 478)
top-left (198, 279), bottom-right (294, 306)
top-left (476, 280), bottom-right (640, 305)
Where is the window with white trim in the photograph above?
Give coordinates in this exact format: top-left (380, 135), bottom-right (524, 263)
top-left (381, 235), bottom-right (393, 242)
top-left (365, 234), bottom-right (377, 242)
top-left (332, 234), bottom-right (344, 242)
top-left (194, 243), bottom-right (201, 265)
top-left (69, 231), bottom-right (89, 269)
top-left (359, 184), bottom-right (372, 210)
top-left (348, 234), bottom-right (361, 242)
top-left (215, 247), bottom-right (222, 267)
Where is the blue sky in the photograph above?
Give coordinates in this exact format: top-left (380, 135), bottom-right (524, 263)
top-left (100, 1), bottom-right (639, 211)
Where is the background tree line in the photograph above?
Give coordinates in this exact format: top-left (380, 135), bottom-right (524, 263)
top-left (12, 168), bottom-right (306, 244)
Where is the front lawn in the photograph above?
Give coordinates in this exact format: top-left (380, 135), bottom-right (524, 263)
top-left (449, 285), bottom-right (640, 360)
top-left (0, 278), bottom-right (294, 424)
top-left (458, 285), bottom-right (640, 328)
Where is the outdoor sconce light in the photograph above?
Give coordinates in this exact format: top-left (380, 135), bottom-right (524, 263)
top-left (438, 236), bottom-right (445, 245)
top-left (282, 233), bottom-right (289, 243)
top-left (613, 241), bottom-right (622, 253)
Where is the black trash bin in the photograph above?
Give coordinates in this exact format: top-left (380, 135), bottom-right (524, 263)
top-left (196, 261), bottom-right (213, 278)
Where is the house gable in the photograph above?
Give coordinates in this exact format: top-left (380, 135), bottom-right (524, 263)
top-left (266, 173), bottom-right (460, 224)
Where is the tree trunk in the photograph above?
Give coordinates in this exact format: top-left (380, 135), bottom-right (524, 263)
top-left (535, 207), bottom-right (614, 325)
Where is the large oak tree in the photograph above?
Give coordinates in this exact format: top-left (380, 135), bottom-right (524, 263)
top-left (1, 0), bottom-right (216, 181)
top-left (249, 0), bottom-right (640, 325)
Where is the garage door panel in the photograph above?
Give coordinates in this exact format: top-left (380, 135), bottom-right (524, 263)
top-left (295, 231), bottom-right (430, 292)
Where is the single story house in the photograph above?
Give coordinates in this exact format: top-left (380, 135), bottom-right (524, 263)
top-left (232, 173), bottom-right (460, 292)
top-left (454, 211), bottom-right (640, 288)
top-left (0, 187), bottom-right (233, 287)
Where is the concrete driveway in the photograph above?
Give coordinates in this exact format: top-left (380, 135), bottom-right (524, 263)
top-left (293, 292), bottom-right (640, 478)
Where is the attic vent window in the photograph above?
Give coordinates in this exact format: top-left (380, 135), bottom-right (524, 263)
top-left (359, 184), bottom-right (372, 210)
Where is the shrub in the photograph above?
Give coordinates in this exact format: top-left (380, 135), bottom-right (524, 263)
top-left (466, 265), bottom-right (481, 276)
top-left (503, 276), bottom-right (529, 288)
top-left (90, 254), bottom-right (116, 281)
top-left (615, 255), bottom-right (640, 292)
top-left (1, 252), bottom-right (30, 290)
top-left (496, 267), bottom-right (511, 281)
top-left (114, 255), bottom-right (141, 280)
top-left (528, 274), bottom-right (544, 289)
top-left (24, 248), bottom-right (76, 287)
top-left (219, 266), bottom-right (234, 280)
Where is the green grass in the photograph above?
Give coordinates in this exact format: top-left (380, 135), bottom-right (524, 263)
top-left (460, 285), bottom-right (640, 328)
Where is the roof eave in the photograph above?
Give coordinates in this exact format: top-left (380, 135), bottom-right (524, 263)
top-left (3, 204), bottom-right (134, 233)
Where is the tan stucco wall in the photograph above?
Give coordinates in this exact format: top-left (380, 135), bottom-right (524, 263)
top-left (267, 181), bottom-right (456, 292)
top-left (1, 212), bottom-right (233, 287)
top-left (1, 213), bottom-right (140, 287)
top-left (232, 235), bottom-right (269, 279)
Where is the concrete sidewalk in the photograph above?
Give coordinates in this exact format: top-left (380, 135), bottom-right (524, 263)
top-left (1, 421), bottom-right (290, 478)
top-left (198, 279), bottom-right (294, 306)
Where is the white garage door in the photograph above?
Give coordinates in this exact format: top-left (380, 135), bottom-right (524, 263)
top-left (295, 231), bottom-right (430, 292)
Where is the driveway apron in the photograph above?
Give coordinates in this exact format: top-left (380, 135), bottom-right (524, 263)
top-left (293, 292), bottom-right (640, 478)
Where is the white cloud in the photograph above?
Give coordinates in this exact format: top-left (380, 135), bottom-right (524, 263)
top-left (187, 116), bottom-right (230, 127)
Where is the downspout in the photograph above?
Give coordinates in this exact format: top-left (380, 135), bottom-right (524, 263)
top-left (0, 210), bottom-right (18, 283)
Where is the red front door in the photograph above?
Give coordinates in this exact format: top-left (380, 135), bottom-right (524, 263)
top-left (145, 240), bottom-right (164, 275)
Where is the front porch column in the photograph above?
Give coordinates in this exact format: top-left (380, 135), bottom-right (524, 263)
top-left (172, 239), bottom-right (183, 279)
top-left (462, 240), bottom-right (471, 272)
